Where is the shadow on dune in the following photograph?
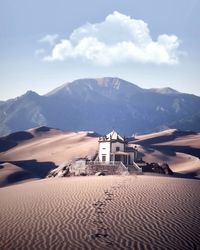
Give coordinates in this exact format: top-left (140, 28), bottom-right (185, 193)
top-left (152, 145), bottom-right (200, 159)
top-left (35, 126), bottom-right (51, 132)
top-left (5, 171), bottom-right (36, 186)
top-left (138, 145), bottom-right (200, 180)
top-left (9, 160), bottom-right (57, 178)
top-left (0, 131), bottom-right (34, 152)
top-left (5, 131), bottom-right (34, 141)
top-left (137, 130), bottom-right (197, 146)
top-left (86, 132), bottom-right (101, 138)
top-left (0, 139), bottom-right (17, 152)
top-left (172, 171), bottom-right (200, 180)
top-left (141, 147), bottom-right (177, 159)
top-left (0, 160), bottom-right (57, 187)
top-left (33, 126), bottom-right (67, 134)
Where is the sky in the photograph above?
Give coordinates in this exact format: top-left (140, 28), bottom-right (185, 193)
top-left (0, 0), bottom-right (200, 100)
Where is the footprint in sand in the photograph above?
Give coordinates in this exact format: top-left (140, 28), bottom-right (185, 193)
top-left (91, 180), bottom-right (131, 246)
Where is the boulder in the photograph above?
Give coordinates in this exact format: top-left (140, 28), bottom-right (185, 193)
top-left (161, 163), bottom-right (173, 175)
top-left (47, 161), bottom-right (72, 178)
top-left (95, 172), bottom-right (106, 176)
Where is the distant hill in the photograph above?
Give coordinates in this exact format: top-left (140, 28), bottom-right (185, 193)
top-left (0, 77), bottom-right (200, 136)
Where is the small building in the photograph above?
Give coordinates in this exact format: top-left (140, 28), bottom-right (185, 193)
top-left (98, 130), bottom-right (137, 165)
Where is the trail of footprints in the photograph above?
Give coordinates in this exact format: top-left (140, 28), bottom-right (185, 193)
top-left (90, 178), bottom-right (130, 247)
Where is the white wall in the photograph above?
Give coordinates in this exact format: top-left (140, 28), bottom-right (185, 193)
top-left (99, 141), bottom-right (110, 162)
top-left (129, 152), bottom-right (135, 163)
top-left (111, 141), bottom-right (124, 153)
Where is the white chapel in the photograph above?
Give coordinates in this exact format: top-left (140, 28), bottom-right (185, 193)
top-left (98, 130), bottom-right (137, 165)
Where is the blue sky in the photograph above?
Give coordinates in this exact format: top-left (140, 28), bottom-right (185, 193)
top-left (0, 0), bottom-right (199, 100)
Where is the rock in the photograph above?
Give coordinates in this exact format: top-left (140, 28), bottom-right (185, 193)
top-left (152, 163), bottom-right (165, 174)
top-left (47, 161), bottom-right (71, 178)
top-left (161, 163), bottom-right (173, 175)
top-left (80, 172), bottom-right (87, 176)
top-left (151, 162), bottom-right (173, 175)
top-left (95, 172), bottom-right (106, 176)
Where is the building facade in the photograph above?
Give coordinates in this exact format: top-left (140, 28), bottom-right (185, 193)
top-left (98, 130), bottom-right (137, 165)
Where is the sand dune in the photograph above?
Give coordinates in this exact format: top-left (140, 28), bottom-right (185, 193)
top-left (0, 175), bottom-right (199, 250)
top-left (142, 148), bottom-right (199, 174)
top-left (1, 127), bottom-right (200, 187)
top-left (152, 132), bottom-right (200, 149)
top-left (0, 127), bottom-right (99, 186)
top-left (0, 128), bottom-right (98, 164)
top-left (135, 129), bottom-right (199, 146)
top-left (134, 129), bottom-right (200, 176)
top-left (0, 162), bottom-right (30, 187)
top-left (135, 129), bottom-right (177, 142)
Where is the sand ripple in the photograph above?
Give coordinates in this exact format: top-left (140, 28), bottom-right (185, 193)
top-left (0, 176), bottom-right (200, 250)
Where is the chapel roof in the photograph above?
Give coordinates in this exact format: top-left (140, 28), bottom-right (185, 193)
top-left (99, 130), bottom-right (125, 142)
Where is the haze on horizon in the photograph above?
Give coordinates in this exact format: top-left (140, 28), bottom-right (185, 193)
top-left (0, 0), bottom-right (200, 100)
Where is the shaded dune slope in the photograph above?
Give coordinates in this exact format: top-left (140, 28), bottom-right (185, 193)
top-left (135, 129), bottom-right (199, 147)
top-left (0, 162), bottom-right (35, 187)
top-left (0, 126), bottom-right (99, 186)
top-left (0, 127), bottom-right (200, 186)
top-left (135, 129), bottom-right (200, 176)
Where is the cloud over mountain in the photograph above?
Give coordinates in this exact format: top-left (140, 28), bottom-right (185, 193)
top-left (41, 11), bottom-right (181, 65)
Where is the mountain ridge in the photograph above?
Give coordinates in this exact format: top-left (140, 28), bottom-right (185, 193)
top-left (0, 77), bottom-right (200, 136)
top-left (45, 77), bottom-right (178, 97)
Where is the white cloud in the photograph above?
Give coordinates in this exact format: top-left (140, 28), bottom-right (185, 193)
top-left (42, 11), bottom-right (182, 65)
top-left (39, 34), bottom-right (59, 46)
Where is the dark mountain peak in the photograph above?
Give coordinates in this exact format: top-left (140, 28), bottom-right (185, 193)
top-left (0, 90), bottom-right (40, 105)
top-left (24, 90), bottom-right (39, 97)
top-left (17, 90), bottom-right (41, 102)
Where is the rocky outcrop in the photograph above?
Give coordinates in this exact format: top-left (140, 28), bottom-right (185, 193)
top-left (47, 159), bottom-right (129, 178)
top-left (47, 161), bottom-right (71, 178)
top-left (142, 162), bottom-right (173, 175)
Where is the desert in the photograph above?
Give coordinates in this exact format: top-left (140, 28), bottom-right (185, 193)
top-left (2, 2), bottom-right (200, 249)
top-left (0, 127), bottom-right (200, 249)
top-left (1, 126), bottom-right (200, 187)
top-left (0, 175), bottom-right (200, 250)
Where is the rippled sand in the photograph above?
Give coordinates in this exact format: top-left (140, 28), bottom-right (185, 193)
top-left (0, 175), bottom-right (200, 250)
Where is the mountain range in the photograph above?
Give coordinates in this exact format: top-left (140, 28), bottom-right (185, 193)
top-left (0, 77), bottom-right (200, 136)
